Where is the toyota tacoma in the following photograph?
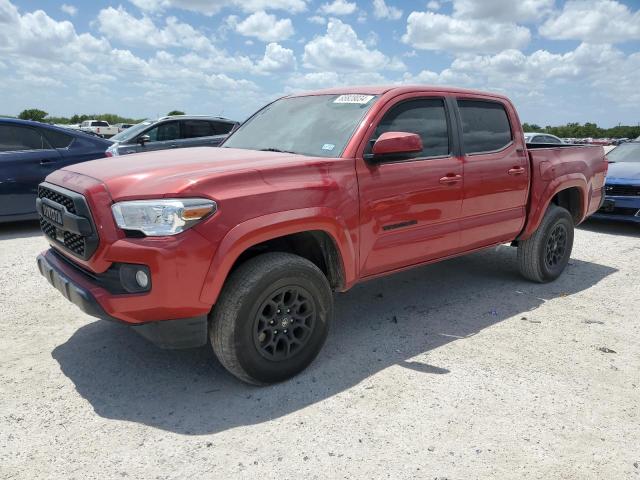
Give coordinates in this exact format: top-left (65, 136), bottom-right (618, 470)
top-left (36, 86), bottom-right (608, 384)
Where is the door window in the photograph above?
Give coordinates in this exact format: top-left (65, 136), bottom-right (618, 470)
top-left (41, 129), bottom-right (73, 148)
top-left (210, 121), bottom-right (235, 135)
top-left (182, 120), bottom-right (215, 139)
top-left (0, 125), bottom-right (49, 152)
top-left (144, 121), bottom-right (180, 142)
top-left (368, 98), bottom-right (449, 159)
top-left (457, 100), bottom-right (512, 154)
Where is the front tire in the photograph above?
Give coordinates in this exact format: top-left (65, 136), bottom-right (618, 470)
top-left (517, 204), bottom-right (574, 283)
top-left (210, 252), bottom-right (333, 385)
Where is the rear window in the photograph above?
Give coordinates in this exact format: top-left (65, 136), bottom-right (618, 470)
top-left (92, 121), bottom-right (109, 127)
top-left (182, 120), bottom-right (214, 138)
top-left (211, 121), bottom-right (234, 135)
top-left (0, 125), bottom-right (49, 151)
top-left (42, 128), bottom-right (73, 148)
top-left (457, 100), bottom-right (512, 154)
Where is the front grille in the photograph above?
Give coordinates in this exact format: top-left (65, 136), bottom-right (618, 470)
top-left (37, 183), bottom-right (99, 260)
top-left (605, 184), bottom-right (640, 196)
top-left (38, 185), bottom-right (76, 213)
top-left (63, 231), bottom-right (86, 257)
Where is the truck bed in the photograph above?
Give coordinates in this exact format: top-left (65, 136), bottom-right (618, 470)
top-left (521, 143), bottom-right (608, 238)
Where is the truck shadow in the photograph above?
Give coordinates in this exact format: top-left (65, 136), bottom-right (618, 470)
top-left (0, 220), bottom-right (42, 240)
top-left (579, 218), bottom-right (640, 238)
top-left (52, 245), bottom-right (616, 435)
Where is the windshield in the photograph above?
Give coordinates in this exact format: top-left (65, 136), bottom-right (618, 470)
top-left (606, 143), bottom-right (640, 163)
top-left (110, 120), bottom-right (154, 143)
top-left (222, 94), bottom-right (378, 157)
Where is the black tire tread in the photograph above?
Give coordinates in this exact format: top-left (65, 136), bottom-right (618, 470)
top-left (210, 252), bottom-right (330, 385)
top-left (517, 204), bottom-right (573, 283)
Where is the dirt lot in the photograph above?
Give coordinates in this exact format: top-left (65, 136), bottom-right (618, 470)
top-left (1, 219), bottom-right (638, 479)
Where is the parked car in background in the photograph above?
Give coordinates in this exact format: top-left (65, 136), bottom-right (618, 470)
top-left (593, 141), bottom-right (640, 223)
top-left (105, 115), bottom-right (238, 156)
top-left (0, 118), bottom-right (111, 222)
top-left (114, 123), bottom-right (133, 133)
top-left (36, 85), bottom-right (607, 384)
top-left (524, 133), bottom-right (565, 144)
top-left (80, 120), bottom-right (119, 138)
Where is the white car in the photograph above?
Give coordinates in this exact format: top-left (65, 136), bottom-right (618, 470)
top-left (524, 132), bottom-right (565, 144)
top-left (80, 120), bottom-right (119, 138)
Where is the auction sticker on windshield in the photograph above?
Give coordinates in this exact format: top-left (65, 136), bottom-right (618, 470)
top-left (333, 94), bottom-right (375, 104)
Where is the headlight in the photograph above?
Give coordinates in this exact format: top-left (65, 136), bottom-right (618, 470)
top-left (111, 198), bottom-right (217, 236)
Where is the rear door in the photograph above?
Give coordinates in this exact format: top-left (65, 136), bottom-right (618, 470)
top-left (454, 98), bottom-right (529, 250)
top-left (356, 95), bottom-right (463, 276)
top-left (0, 124), bottom-right (61, 217)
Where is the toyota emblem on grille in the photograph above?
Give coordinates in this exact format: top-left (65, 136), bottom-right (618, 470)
top-left (42, 204), bottom-right (63, 224)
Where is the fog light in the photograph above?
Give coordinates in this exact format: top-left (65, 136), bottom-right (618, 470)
top-left (135, 270), bottom-right (149, 288)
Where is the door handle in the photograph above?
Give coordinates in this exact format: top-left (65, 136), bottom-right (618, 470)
top-left (508, 167), bottom-right (525, 175)
top-left (169, 143), bottom-right (180, 148)
top-left (40, 159), bottom-right (54, 165)
top-left (439, 174), bottom-right (462, 184)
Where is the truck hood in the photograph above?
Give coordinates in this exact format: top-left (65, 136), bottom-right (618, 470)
top-left (60, 147), bottom-right (321, 200)
top-left (606, 161), bottom-right (640, 184)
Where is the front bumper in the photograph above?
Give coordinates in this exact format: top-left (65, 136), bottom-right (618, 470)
top-left (37, 250), bottom-right (208, 349)
top-left (592, 195), bottom-right (640, 223)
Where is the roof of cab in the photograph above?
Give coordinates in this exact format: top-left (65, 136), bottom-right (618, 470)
top-left (288, 85), bottom-right (511, 101)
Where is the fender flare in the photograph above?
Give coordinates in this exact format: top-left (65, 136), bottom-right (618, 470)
top-left (199, 207), bottom-right (357, 305)
top-left (518, 173), bottom-right (588, 240)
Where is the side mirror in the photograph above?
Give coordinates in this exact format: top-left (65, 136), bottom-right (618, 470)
top-left (368, 131), bottom-right (423, 161)
top-left (138, 134), bottom-right (150, 145)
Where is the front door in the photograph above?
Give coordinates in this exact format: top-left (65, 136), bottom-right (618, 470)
top-left (137, 120), bottom-right (181, 152)
top-left (356, 96), bottom-right (464, 277)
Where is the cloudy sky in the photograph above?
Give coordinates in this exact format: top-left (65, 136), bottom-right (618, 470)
top-left (1, 0), bottom-right (639, 126)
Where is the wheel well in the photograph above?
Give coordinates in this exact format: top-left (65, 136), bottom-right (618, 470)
top-left (229, 231), bottom-right (345, 290)
top-left (551, 187), bottom-right (583, 224)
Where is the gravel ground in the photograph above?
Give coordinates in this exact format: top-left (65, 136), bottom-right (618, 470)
top-left (1, 219), bottom-right (638, 479)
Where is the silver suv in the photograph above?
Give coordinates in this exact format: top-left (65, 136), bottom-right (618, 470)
top-left (106, 115), bottom-right (238, 156)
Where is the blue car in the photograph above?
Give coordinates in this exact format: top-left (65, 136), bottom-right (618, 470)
top-left (0, 118), bottom-right (111, 223)
top-left (593, 141), bottom-right (640, 223)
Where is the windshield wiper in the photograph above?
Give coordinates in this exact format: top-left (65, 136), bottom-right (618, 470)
top-left (259, 147), bottom-right (298, 154)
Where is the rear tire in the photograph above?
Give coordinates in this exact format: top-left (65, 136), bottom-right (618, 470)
top-left (517, 204), bottom-right (574, 283)
top-left (210, 252), bottom-right (333, 385)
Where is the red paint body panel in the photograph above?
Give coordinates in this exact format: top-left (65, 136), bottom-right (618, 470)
top-left (40, 86), bottom-right (607, 325)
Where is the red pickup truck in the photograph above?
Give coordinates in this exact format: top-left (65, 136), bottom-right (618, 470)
top-left (36, 86), bottom-right (607, 384)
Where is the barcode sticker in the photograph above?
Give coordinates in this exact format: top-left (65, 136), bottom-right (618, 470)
top-left (333, 94), bottom-right (375, 104)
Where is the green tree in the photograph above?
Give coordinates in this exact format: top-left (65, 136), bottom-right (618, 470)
top-left (167, 110), bottom-right (185, 116)
top-left (18, 108), bottom-right (48, 122)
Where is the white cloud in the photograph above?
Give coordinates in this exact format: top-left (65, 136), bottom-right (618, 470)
top-left (539, 0), bottom-right (640, 43)
top-left (318, 0), bottom-right (357, 16)
top-left (255, 42), bottom-right (296, 73)
top-left (303, 18), bottom-right (404, 72)
top-left (426, 1), bottom-right (440, 10)
top-left (128, 0), bottom-right (309, 15)
top-left (308, 15), bottom-right (326, 25)
top-left (453, 0), bottom-right (554, 22)
top-left (233, 11), bottom-right (294, 42)
top-left (402, 11), bottom-right (531, 53)
top-left (286, 71), bottom-right (388, 92)
top-left (401, 42), bottom-right (640, 105)
top-left (60, 4), bottom-right (77, 16)
top-left (96, 7), bottom-right (213, 50)
top-left (372, 0), bottom-right (402, 20)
